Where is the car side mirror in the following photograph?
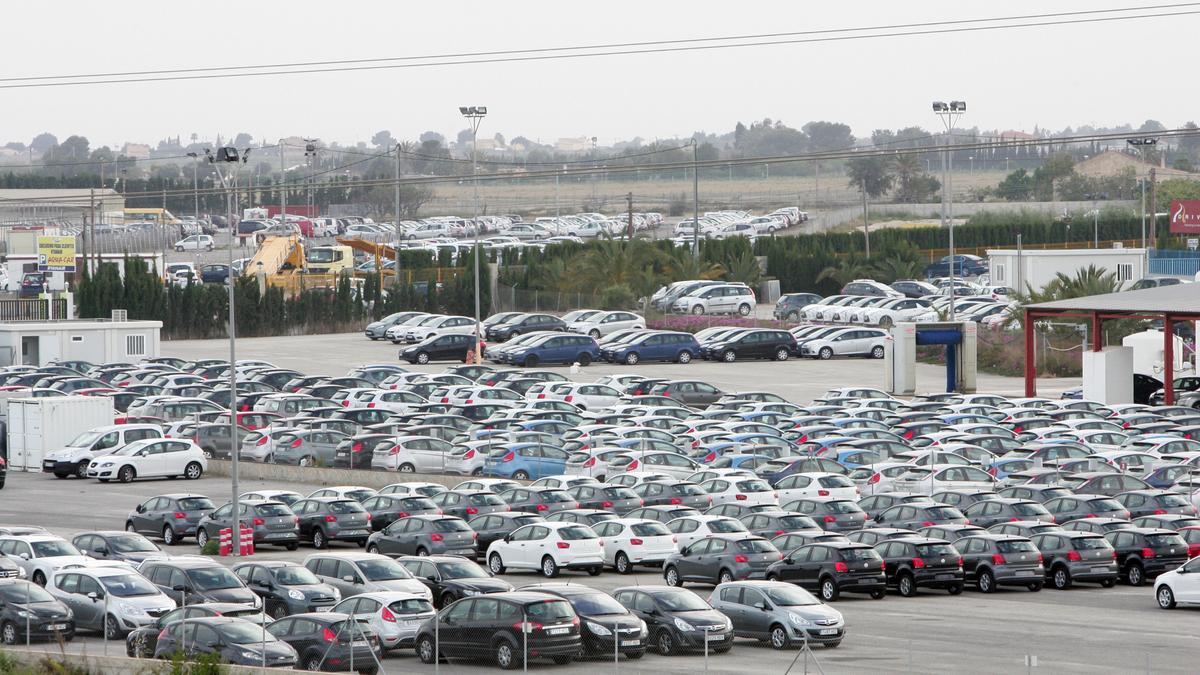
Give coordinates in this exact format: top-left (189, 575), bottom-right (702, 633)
top-left (135, 505), bottom-right (146, 513)
top-left (342, 575), bottom-right (356, 583)
top-left (759, 603), bottom-right (771, 611)
top-left (18, 553), bottom-right (28, 560)
top-left (138, 450), bottom-right (150, 457)
top-left (503, 535), bottom-right (511, 543)
top-left (95, 548), bottom-right (109, 556)
top-left (426, 576), bottom-right (438, 582)
top-left (87, 592), bottom-right (100, 602)
top-left (784, 558), bottom-right (794, 565)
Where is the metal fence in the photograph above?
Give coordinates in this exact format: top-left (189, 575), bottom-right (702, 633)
top-left (0, 298), bottom-right (66, 320)
top-left (1149, 249), bottom-right (1200, 277)
top-left (495, 284), bottom-right (608, 314)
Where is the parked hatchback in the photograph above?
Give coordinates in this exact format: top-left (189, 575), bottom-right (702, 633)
top-left (953, 534), bottom-right (1045, 593)
top-left (764, 542), bottom-right (886, 601)
top-left (125, 493), bottom-right (216, 546)
top-left (290, 498), bottom-right (373, 549)
top-left (413, 592), bottom-right (582, 668)
top-left (1029, 531), bottom-right (1119, 589)
top-left (153, 616), bottom-right (297, 667)
top-left (876, 537), bottom-right (965, 596)
top-left (710, 580), bottom-right (843, 649)
top-left (613, 585), bottom-right (733, 656)
top-left (1103, 527), bottom-right (1189, 586)
top-left (366, 515), bottom-right (478, 558)
top-left (231, 561), bottom-right (340, 618)
top-left (663, 534), bottom-right (783, 586)
top-left (195, 499), bottom-right (299, 551)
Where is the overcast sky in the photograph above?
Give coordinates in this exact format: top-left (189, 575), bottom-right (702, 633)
top-left (4, 1), bottom-right (1196, 148)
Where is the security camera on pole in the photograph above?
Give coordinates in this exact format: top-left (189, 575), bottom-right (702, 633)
top-left (206, 145), bottom-right (250, 558)
top-left (932, 100), bottom-right (967, 321)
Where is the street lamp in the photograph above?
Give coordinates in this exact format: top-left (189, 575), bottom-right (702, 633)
top-left (185, 152), bottom-right (204, 220)
top-left (460, 105), bottom-right (487, 364)
top-left (933, 100), bottom-right (967, 321)
top-left (1127, 137), bottom-right (1157, 248)
top-left (206, 145), bottom-right (250, 558)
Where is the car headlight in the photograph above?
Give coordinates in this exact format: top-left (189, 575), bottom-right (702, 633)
top-left (587, 621), bottom-right (612, 637)
top-left (788, 612), bottom-right (811, 627)
top-left (240, 650), bottom-right (260, 661)
top-left (287, 589), bottom-right (305, 601)
top-left (64, 607), bottom-right (73, 619)
top-left (118, 601), bottom-right (147, 618)
top-left (330, 587), bottom-right (341, 600)
top-left (638, 619), bottom-right (648, 636)
top-left (673, 617), bottom-right (694, 632)
top-left (461, 589), bottom-right (482, 597)
top-left (100, 462), bottom-right (114, 468)
top-left (15, 610), bottom-right (32, 618)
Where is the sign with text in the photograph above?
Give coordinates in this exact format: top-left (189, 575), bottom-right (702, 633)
top-left (37, 235), bottom-right (76, 272)
top-left (1169, 200), bottom-right (1200, 234)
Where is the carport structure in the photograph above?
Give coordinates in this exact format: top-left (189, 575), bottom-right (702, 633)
top-left (1023, 284), bottom-right (1200, 404)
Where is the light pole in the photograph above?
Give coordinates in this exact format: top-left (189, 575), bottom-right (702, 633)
top-left (1127, 137), bottom-right (1157, 249)
top-left (691, 139), bottom-right (700, 261)
top-left (206, 146), bottom-right (249, 558)
top-left (186, 152), bottom-right (202, 219)
top-left (933, 100), bottom-right (967, 321)
top-left (460, 106), bottom-right (488, 364)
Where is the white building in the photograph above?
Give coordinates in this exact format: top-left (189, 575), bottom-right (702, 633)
top-left (987, 247), bottom-right (1148, 293)
top-left (0, 319), bottom-right (161, 367)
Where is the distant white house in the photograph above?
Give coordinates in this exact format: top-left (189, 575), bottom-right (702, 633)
top-left (987, 247), bottom-right (1148, 292)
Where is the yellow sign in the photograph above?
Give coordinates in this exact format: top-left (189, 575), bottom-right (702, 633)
top-left (37, 235), bottom-right (76, 272)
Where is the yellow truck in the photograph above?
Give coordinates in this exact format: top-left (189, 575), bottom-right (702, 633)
top-left (304, 244), bottom-right (355, 275)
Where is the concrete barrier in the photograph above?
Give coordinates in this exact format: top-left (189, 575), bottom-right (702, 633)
top-left (3, 647), bottom-right (295, 675)
top-left (206, 459), bottom-right (528, 489)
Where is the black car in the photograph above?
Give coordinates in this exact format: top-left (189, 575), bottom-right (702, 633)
top-left (961, 498), bottom-right (1055, 529)
top-left (764, 542), bottom-right (886, 601)
top-left (774, 293), bottom-right (823, 321)
top-left (703, 329), bottom-right (798, 363)
top-left (153, 616), bottom-right (297, 668)
top-left (632, 480), bottom-right (711, 509)
top-left (361, 494), bottom-right (441, 531)
top-left (125, 493), bottom-right (216, 545)
top-left (889, 281), bottom-right (936, 299)
top-left (400, 334), bottom-right (479, 365)
top-left (0, 579), bottom-right (73, 644)
top-left (784, 499), bottom-right (868, 533)
top-left (844, 527), bottom-right (918, 547)
top-left (499, 487), bottom-right (578, 514)
top-left (520, 583), bottom-right (647, 659)
top-left (645, 380), bottom-right (725, 408)
top-left (953, 534), bottom-right (1045, 593)
top-left (916, 524), bottom-right (986, 542)
top-left (266, 612), bottom-right (381, 672)
top-left (486, 314), bottom-right (567, 342)
top-left (568, 484), bottom-right (643, 514)
top-left (467, 512), bottom-right (545, 557)
top-left (199, 264), bottom-right (232, 284)
top-left (141, 558), bottom-right (261, 607)
top-left (397, 555), bottom-right (513, 607)
top-left (1061, 517), bottom-right (1136, 535)
top-left (126, 603), bottom-right (267, 658)
top-left (1104, 527), bottom-right (1189, 586)
top-left (876, 537), bottom-right (964, 596)
top-left (333, 433), bottom-right (393, 469)
top-left (1029, 530), bottom-right (1119, 589)
top-left (429, 490), bottom-right (508, 521)
top-left (739, 511), bottom-right (822, 540)
top-left (613, 585), bottom-right (733, 656)
top-left (414, 592), bottom-right (582, 668)
top-left (291, 497), bottom-right (373, 549)
top-left (232, 561), bottom-right (340, 618)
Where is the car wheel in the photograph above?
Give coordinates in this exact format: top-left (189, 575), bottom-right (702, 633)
top-left (489, 553), bottom-right (506, 575)
top-left (541, 555), bottom-right (559, 578)
top-left (577, 353), bottom-right (592, 366)
top-left (1126, 563), bottom-right (1145, 586)
top-left (947, 583), bottom-right (963, 595)
top-left (304, 653), bottom-right (324, 671)
top-left (1052, 567), bottom-right (1072, 590)
top-left (416, 352), bottom-right (430, 365)
top-left (587, 566), bottom-right (602, 576)
top-left (438, 591), bottom-right (457, 609)
top-left (495, 640), bottom-right (518, 670)
top-left (871, 345), bottom-right (886, 359)
top-left (366, 543), bottom-right (381, 554)
top-left (286, 542), bottom-right (298, 551)
top-left (512, 471), bottom-right (530, 480)
top-left (879, 316), bottom-right (894, 328)
top-left (162, 526), bottom-right (177, 546)
top-left (263, 454), bottom-right (274, 464)
top-left (184, 462), bottom-right (203, 480)
top-left (677, 350), bottom-right (692, 364)
top-left (664, 566), bottom-right (682, 587)
top-left (589, 329), bottom-right (600, 338)
top-left (417, 635), bottom-right (438, 664)
top-left (1027, 583), bottom-right (1042, 592)
top-left (1157, 585), bottom-right (1177, 609)
top-left (898, 573), bottom-right (916, 597)
top-left (75, 463), bottom-right (90, 479)
top-left (267, 603), bottom-right (287, 620)
top-left (174, 246), bottom-right (184, 252)
top-left (1100, 578), bottom-right (1117, 588)
top-left (132, 633), bottom-right (150, 658)
top-left (623, 352), bottom-right (641, 366)
top-left (738, 304), bottom-right (752, 316)
top-left (398, 463), bottom-right (416, 473)
top-left (775, 347), bottom-right (790, 361)
top-left (196, 528), bottom-right (209, 549)
top-left (1, 621), bottom-right (16, 645)
top-left (655, 629), bottom-right (676, 656)
top-left (869, 589), bottom-right (886, 599)
top-left (718, 350), bottom-right (735, 364)
top-left (786, 311), bottom-right (800, 321)
top-left (691, 305), bottom-right (705, 315)
top-left (615, 552), bottom-right (631, 574)
top-left (117, 466), bottom-right (136, 483)
top-left (718, 568), bottom-right (734, 584)
top-left (199, 448), bottom-right (213, 460)
top-left (819, 347), bottom-right (834, 360)
top-left (820, 577), bottom-right (839, 601)
top-left (32, 571), bottom-right (46, 587)
top-left (313, 528), bottom-right (327, 549)
top-left (524, 354), bottom-right (539, 368)
top-left (298, 456), bottom-right (315, 467)
top-left (769, 624), bottom-right (789, 650)
top-left (978, 569), bottom-right (996, 593)
top-left (416, 547), bottom-right (429, 557)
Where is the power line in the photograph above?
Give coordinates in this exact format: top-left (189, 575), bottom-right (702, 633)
top-left (0, 6), bottom-right (1195, 89)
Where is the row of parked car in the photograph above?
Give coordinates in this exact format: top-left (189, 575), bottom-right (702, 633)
top-left (771, 277), bottom-right (1016, 329)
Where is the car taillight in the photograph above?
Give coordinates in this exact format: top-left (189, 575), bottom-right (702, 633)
top-left (352, 442), bottom-right (363, 453)
top-left (1188, 544), bottom-right (1200, 558)
top-left (291, 438), bottom-right (302, 448)
top-left (158, 628), bottom-right (168, 640)
top-left (735, 494), bottom-right (747, 501)
top-left (256, 436), bottom-right (268, 446)
top-left (389, 446), bottom-right (401, 455)
top-left (381, 607), bottom-right (397, 623)
top-left (464, 449), bottom-right (476, 459)
top-left (564, 395), bottom-right (573, 402)
top-left (1036, 554), bottom-right (1043, 563)
top-left (627, 460), bottom-right (640, 470)
top-left (957, 557), bottom-right (964, 568)
top-left (912, 558), bottom-right (925, 569)
top-left (902, 430), bottom-right (914, 440)
top-left (294, 516), bottom-right (300, 524)
top-left (921, 521), bottom-right (934, 527)
top-left (513, 620), bottom-right (544, 632)
top-left (704, 452), bottom-right (716, 463)
top-left (325, 515), bottom-right (337, 522)
top-left (734, 554), bottom-right (749, 563)
top-left (987, 466), bottom-right (997, 477)
top-left (824, 515), bottom-right (836, 523)
top-left (817, 489), bottom-right (830, 497)
top-left (1085, 513), bottom-right (1096, 518)
top-left (1142, 547), bottom-right (1156, 558)
top-left (582, 458), bottom-right (596, 467)
top-left (867, 473), bottom-right (881, 484)
top-left (669, 497), bottom-right (682, 505)
top-left (1067, 550), bottom-right (1082, 562)
top-left (501, 452), bottom-right (515, 462)
top-left (630, 538), bottom-right (644, 546)
top-left (367, 402), bottom-right (376, 408)
top-left (602, 501), bottom-right (613, 508)
top-left (557, 541), bottom-right (570, 549)
top-left (253, 517), bottom-right (265, 526)
top-left (431, 533), bottom-right (444, 542)
top-left (174, 512), bottom-right (187, 519)
top-left (536, 504), bottom-right (548, 511)
top-left (466, 506), bottom-right (478, 515)
top-left (322, 627), bottom-right (337, 642)
top-left (834, 561), bottom-right (848, 573)
top-left (991, 554), bottom-right (1006, 565)
top-left (1154, 509), bottom-right (1167, 515)
top-left (341, 400), bottom-right (350, 407)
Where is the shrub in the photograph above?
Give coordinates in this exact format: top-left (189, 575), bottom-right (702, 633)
top-left (599, 284), bottom-right (636, 310)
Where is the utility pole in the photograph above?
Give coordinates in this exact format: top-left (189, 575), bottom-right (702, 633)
top-left (394, 143), bottom-right (402, 286)
top-left (279, 141), bottom-right (287, 228)
top-left (460, 106), bottom-right (487, 364)
top-left (692, 140), bottom-right (700, 261)
top-left (1149, 167), bottom-right (1158, 250)
top-left (861, 188), bottom-right (870, 258)
top-left (626, 192), bottom-right (634, 240)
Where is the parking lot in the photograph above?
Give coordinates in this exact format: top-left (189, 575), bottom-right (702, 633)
top-left (0, 473), bottom-right (1195, 673)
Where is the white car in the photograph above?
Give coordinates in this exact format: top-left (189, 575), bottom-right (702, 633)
top-left (358, 390), bottom-right (428, 414)
top-left (543, 383), bottom-right (622, 410)
top-left (1155, 556), bottom-right (1200, 609)
top-left (592, 518), bottom-right (679, 573)
top-left (0, 535), bottom-right (121, 586)
top-left (747, 215), bottom-right (786, 235)
top-left (485, 522), bottom-right (605, 577)
top-left (564, 447), bottom-right (638, 481)
top-left (378, 482), bottom-right (447, 498)
top-left (307, 486), bottom-right (378, 502)
top-left (404, 315), bottom-right (478, 344)
top-left (172, 234), bottom-right (214, 251)
top-left (800, 327), bottom-right (890, 360)
top-left (858, 298), bottom-right (938, 327)
top-left (604, 471), bottom-right (675, 489)
top-left (664, 515), bottom-right (750, 549)
top-left (86, 439), bottom-right (207, 483)
top-left (568, 311), bottom-right (646, 338)
top-left (891, 465), bottom-right (997, 494)
top-left (330, 590), bottom-right (435, 650)
top-left (41, 424), bottom-right (163, 479)
top-left (686, 468), bottom-right (757, 484)
top-left (701, 477), bottom-right (779, 507)
top-left (773, 472), bottom-right (860, 503)
top-left (530, 475), bottom-right (600, 490)
top-left (671, 284), bottom-right (757, 316)
top-left (610, 452), bottom-right (702, 481)
top-left (453, 478), bottom-right (521, 494)
top-left (371, 436), bottom-right (454, 473)
top-left (386, 314), bottom-right (434, 343)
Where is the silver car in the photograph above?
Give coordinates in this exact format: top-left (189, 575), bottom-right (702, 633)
top-left (709, 580), bottom-right (844, 649)
top-left (568, 311), bottom-right (646, 338)
top-left (48, 567), bottom-right (175, 638)
top-left (302, 553), bottom-right (431, 601)
top-left (330, 591), bottom-right (434, 651)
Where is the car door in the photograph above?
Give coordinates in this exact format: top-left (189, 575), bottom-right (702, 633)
top-left (58, 573), bottom-right (97, 629)
top-left (132, 497), bottom-right (165, 534)
top-left (740, 586), bottom-right (773, 637)
top-left (796, 546), bottom-right (826, 589)
top-left (1174, 558), bottom-right (1200, 602)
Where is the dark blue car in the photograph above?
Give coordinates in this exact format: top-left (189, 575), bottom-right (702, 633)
top-left (505, 333), bottom-right (600, 367)
top-left (603, 331), bottom-right (700, 365)
top-left (924, 254), bottom-right (988, 279)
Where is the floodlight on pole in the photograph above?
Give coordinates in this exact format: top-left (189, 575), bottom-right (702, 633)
top-left (460, 105), bottom-right (488, 365)
top-left (933, 99), bottom-right (967, 321)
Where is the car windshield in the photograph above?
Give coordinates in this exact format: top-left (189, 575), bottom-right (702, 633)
top-left (558, 526), bottom-right (596, 541)
top-left (654, 590), bottom-right (710, 612)
top-left (329, 501), bottom-right (365, 515)
top-left (709, 519), bottom-right (748, 533)
top-left (840, 548), bottom-right (881, 562)
top-left (570, 592), bottom-right (627, 616)
top-left (737, 481), bottom-right (773, 493)
top-left (1146, 534), bottom-right (1187, 548)
top-left (543, 491), bottom-right (573, 503)
top-left (996, 540), bottom-right (1038, 554)
top-left (1072, 537), bottom-right (1109, 550)
top-left (307, 249), bottom-right (337, 263)
top-left (433, 519), bottom-right (471, 533)
top-left (436, 560), bottom-right (487, 579)
top-left (178, 498), bottom-right (215, 511)
top-left (67, 430), bottom-right (105, 447)
top-left (346, 490), bottom-right (375, 502)
top-left (275, 566), bottom-right (321, 586)
top-left (607, 488), bottom-right (638, 499)
top-left (31, 540), bottom-right (79, 557)
top-left (736, 539), bottom-right (777, 554)
top-left (0, 582), bottom-right (54, 603)
top-left (915, 543), bottom-right (958, 558)
top-left (763, 585), bottom-right (820, 607)
top-left (218, 622), bottom-right (278, 644)
top-left (1089, 499), bottom-right (1123, 511)
top-left (526, 599), bottom-right (575, 622)
top-left (255, 503), bottom-right (293, 517)
top-left (1159, 495), bottom-right (1190, 508)
top-left (187, 567), bottom-right (243, 590)
top-left (358, 559), bottom-right (412, 581)
top-left (106, 535), bottom-right (159, 553)
top-left (101, 574), bottom-right (160, 598)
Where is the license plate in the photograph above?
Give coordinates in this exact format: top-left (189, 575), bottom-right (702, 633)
top-left (1016, 570), bottom-right (1034, 576)
top-left (47, 623), bottom-right (69, 631)
top-left (341, 530), bottom-right (367, 536)
top-left (351, 640), bottom-right (369, 647)
top-left (1092, 566), bottom-right (1111, 574)
top-left (621, 640), bottom-right (640, 647)
top-left (316, 606), bottom-right (331, 612)
top-left (547, 627), bottom-right (568, 635)
top-left (819, 629), bottom-right (838, 636)
top-left (936, 574), bottom-right (956, 580)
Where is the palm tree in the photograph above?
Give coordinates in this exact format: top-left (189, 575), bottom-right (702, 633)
top-left (870, 254), bottom-right (925, 284)
top-left (574, 239), bottom-right (663, 291)
top-left (723, 250), bottom-right (762, 286)
top-left (1016, 264), bottom-right (1123, 304)
top-left (663, 247), bottom-right (725, 282)
top-left (816, 256), bottom-right (870, 288)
